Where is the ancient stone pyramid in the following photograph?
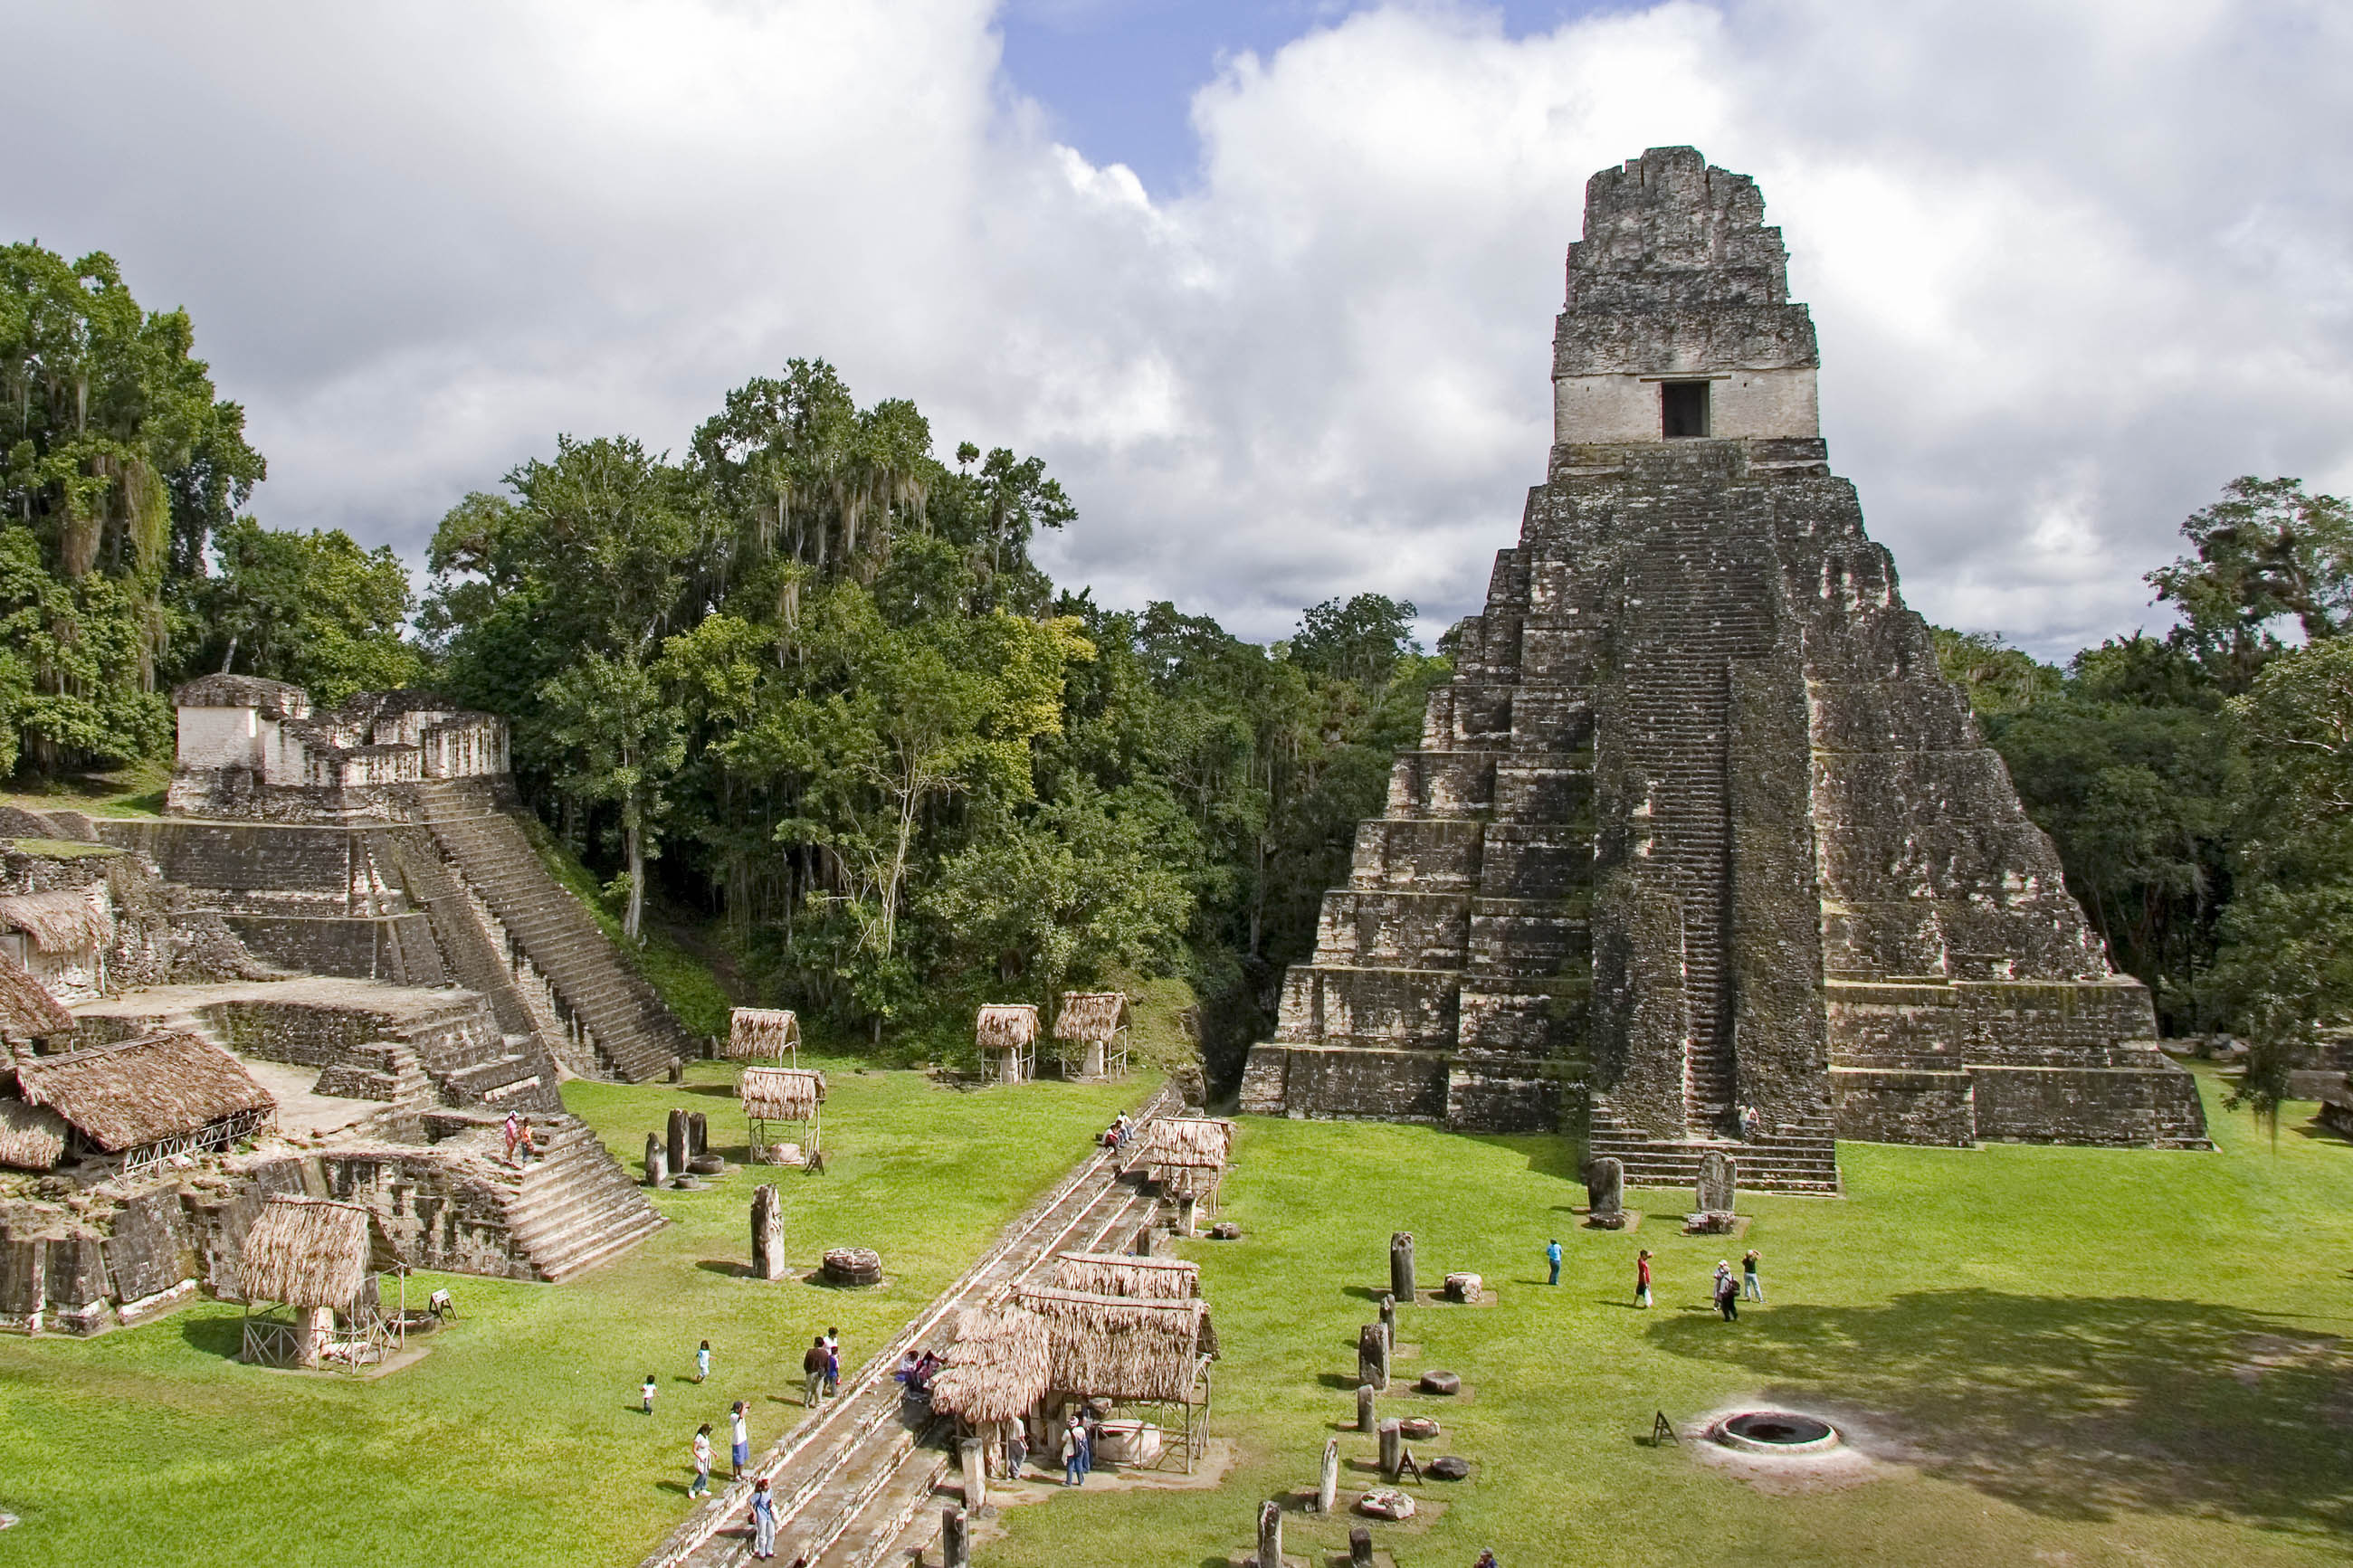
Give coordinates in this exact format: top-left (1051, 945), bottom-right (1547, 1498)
top-left (1242, 147), bottom-right (2208, 1189)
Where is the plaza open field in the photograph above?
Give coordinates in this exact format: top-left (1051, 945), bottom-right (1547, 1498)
top-left (2, 1067), bottom-right (2348, 1568)
top-left (0, 1061), bottom-right (1148, 1568)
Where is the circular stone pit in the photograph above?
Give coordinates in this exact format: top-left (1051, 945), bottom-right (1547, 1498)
top-left (1710, 1410), bottom-right (1840, 1455)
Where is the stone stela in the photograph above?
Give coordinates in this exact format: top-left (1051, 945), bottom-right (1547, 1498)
top-left (1241, 146), bottom-right (2209, 1187)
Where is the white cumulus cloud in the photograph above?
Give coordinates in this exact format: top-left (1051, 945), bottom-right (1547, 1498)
top-left (6, 0), bottom-right (2351, 659)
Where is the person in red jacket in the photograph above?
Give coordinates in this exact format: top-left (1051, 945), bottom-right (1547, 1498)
top-left (1635, 1250), bottom-right (1653, 1309)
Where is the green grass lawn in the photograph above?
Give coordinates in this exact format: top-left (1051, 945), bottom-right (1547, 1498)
top-left (978, 1067), bottom-right (2353, 1568)
top-left (0, 1059), bottom-right (1151, 1568)
top-left (5, 1066), bottom-right (2348, 1567)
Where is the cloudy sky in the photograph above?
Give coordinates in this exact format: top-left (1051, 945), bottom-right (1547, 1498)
top-left (9, 0), bottom-right (2351, 658)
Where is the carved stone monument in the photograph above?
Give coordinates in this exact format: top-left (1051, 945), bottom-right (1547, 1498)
top-left (1319, 1437), bottom-right (1339, 1515)
top-left (942, 1504), bottom-right (970, 1568)
top-left (1349, 1525), bottom-right (1375, 1568)
top-left (1697, 1150), bottom-right (1737, 1213)
top-left (644, 1133), bottom-right (668, 1188)
top-left (1357, 1323), bottom-right (1388, 1392)
top-left (1586, 1154), bottom-right (1626, 1228)
top-left (1357, 1383), bottom-right (1377, 1433)
top-left (751, 1184), bottom-right (786, 1280)
top-left (1389, 1231), bottom-right (1415, 1300)
top-left (1239, 146), bottom-right (2209, 1183)
top-left (1255, 1498), bottom-right (1283, 1568)
top-left (666, 1107), bottom-right (689, 1177)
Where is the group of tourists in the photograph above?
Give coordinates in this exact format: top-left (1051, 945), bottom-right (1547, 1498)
top-left (1596, 1246), bottom-right (1759, 1314)
top-left (500, 1110), bottom-right (538, 1166)
top-left (893, 1347), bottom-right (943, 1397)
top-left (801, 1326), bottom-right (843, 1405)
top-left (1060, 1407), bottom-right (1100, 1486)
top-left (1098, 1112), bottom-right (1135, 1150)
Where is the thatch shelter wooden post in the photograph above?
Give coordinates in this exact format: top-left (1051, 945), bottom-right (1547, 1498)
top-left (1052, 993), bottom-right (1130, 1082)
top-left (0, 947), bottom-right (73, 1055)
top-left (1014, 1284), bottom-right (1217, 1472)
top-left (1046, 1251), bottom-right (1201, 1300)
top-left (1138, 1117), bottom-right (1235, 1231)
top-left (741, 1066), bottom-right (825, 1167)
top-left (726, 1007), bottom-right (802, 1064)
top-left (976, 1004), bottom-right (1039, 1085)
top-left (238, 1196), bottom-right (395, 1372)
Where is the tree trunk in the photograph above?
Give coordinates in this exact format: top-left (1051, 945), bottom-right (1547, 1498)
top-left (624, 811), bottom-right (645, 944)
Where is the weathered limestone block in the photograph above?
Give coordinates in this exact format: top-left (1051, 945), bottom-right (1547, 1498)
top-left (1696, 1151), bottom-right (1737, 1214)
top-left (1389, 1232), bottom-right (1415, 1300)
top-left (666, 1108), bottom-right (689, 1177)
top-left (645, 1135), bottom-right (668, 1188)
top-left (1254, 1499), bottom-right (1282, 1568)
top-left (751, 1186), bottom-right (786, 1280)
top-left (1586, 1155), bottom-right (1624, 1224)
top-left (1357, 1323), bottom-right (1389, 1392)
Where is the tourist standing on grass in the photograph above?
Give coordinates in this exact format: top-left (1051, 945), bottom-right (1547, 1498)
top-left (1713, 1261), bottom-right (1738, 1321)
top-left (502, 1111), bottom-right (521, 1164)
top-left (696, 1339), bottom-right (711, 1383)
top-left (1061, 1415), bottom-right (1085, 1487)
top-left (731, 1400), bottom-right (750, 1478)
top-left (748, 1478), bottom-right (777, 1559)
top-left (1742, 1249), bottom-right (1763, 1303)
top-left (691, 1423), bottom-right (713, 1498)
top-left (802, 1335), bottom-right (829, 1406)
top-left (1005, 1421), bottom-right (1027, 1480)
top-left (823, 1326), bottom-right (841, 1398)
top-left (642, 1373), bottom-right (658, 1415)
top-left (1546, 1237), bottom-right (1562, 1286)
top-left (1635, 1250), bottom-right (1653, 1308)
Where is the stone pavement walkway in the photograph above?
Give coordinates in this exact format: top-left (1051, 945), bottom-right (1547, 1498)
top-left (641, 1081), bottom-right (1182, 1568)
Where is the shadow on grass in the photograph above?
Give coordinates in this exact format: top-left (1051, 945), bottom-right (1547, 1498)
top-left (1649, 1288), bottom-right (2353, 1532)
top-left (697, 1260), bottom-right (754, 1278)
top-left (177, 1314), bottom-right (244, 1361)
top-left (1453, 1130), bottom-right (1587, 1183)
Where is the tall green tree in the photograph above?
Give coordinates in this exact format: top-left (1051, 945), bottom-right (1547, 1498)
top-left (1, 242), bottom-right (264, 769)
top-left (186, 519), bottom-right (422, 702)
top-left (539, 651), bottom-right (685, 943)
top-left (2148, 476), bottom-right (2353, 692)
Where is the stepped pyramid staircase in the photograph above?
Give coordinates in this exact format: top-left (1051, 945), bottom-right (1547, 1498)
top-left (401, 780), bottom-right (698, 1083)
top-left (493, 1115), bottom-right (665, 1281)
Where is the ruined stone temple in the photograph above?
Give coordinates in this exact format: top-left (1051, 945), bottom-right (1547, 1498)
top-left (1242, 147), bottom-right (2208, 1189)
top-left (0, 679), bottom-right (699, 1335)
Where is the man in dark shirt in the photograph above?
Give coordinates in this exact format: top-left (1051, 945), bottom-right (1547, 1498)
top-left (802, 1335), bottom-right (829, 1406)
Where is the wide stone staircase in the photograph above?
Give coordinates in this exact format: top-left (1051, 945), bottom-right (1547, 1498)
top-left (404, 780), bottom-right (697, 1083)
top-left (495, 1115), bottom-right (666, 1281)
top-left (1588, 1107), bottom-right (1843, 1195)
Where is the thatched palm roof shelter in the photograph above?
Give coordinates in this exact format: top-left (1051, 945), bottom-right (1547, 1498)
top-left (742, 1064), bottom-right (825, 1165)
top-left (1141, 1117), bottom-right (1233, 1173)
top-left (978, 1005), bottom-right (1039, 1049)
top-left (0, 889), bottom-right (112, 955)
top-left (726, 1007), bottom-right (801, 1062)
top-left (1014, 1284), bottom-right (1218, 1402)
top-left (0, 948), bottom-right (72, 1041)
top-left (1047, 1251), bottom-right (1201, 1300)
top-left (977, 1003), bottom-right (1039, 1084)
top-left (929, 1304), bottom-right (1051, 1426)
top-left (1053, 992), bottom-right (1130, 1079)
top-left (740, 1066), bottom-right (824, 1119)
top-left (14, 1031), bottom-right (273, 1168)
top-left (240, 1196), bottom-right (380, 1309)
top-left (0, 1096), bottom-right (69, 1170)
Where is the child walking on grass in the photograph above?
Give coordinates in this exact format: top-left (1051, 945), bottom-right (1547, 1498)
top-left (642, 1373), bottom-right (658, 1415)
top-left (691, 1423), bottom-right (713, 1498)
top-left (696, 1339), bottom-right (711, 1383)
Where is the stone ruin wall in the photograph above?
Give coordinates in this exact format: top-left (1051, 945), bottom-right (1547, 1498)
top-left (0, 1135), bottom-right (545, 1335)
